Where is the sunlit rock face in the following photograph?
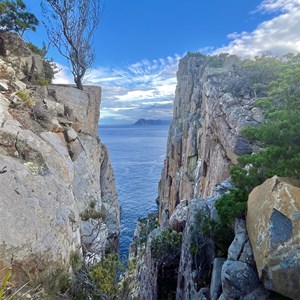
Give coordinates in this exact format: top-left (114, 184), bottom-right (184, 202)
top-left (0, 32), bottom-right (120, 285)
top-left (247, 176), bottom-right (300, 299)
top-left (158, 53), bottom-right (263, 224)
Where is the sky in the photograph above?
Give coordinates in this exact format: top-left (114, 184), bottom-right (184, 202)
top-left (23, 0), bottom-right (300, 125)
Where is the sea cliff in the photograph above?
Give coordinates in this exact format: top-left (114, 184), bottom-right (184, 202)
top-left (0, 31), bottom-right (120, 288)
top-left (124, 53), bottom-right (300, 300)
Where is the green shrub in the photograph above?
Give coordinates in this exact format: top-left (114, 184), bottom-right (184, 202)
top-left (42, 268), bottom-right (71, 297)
top-left (216, 54), bottom-right (300, 225)
top-left (189, 211), bottom-right (233, 258)
top-left (89, 253), bottom-right (124, 299)
top-left (151, 229), bottom-right (182, 264)
top-left (24, 42), bottom-right (57, 84)
top-left (16, 90), bottom-right (33, 106)
top-left (34, 77), bottom-right (50, 86)
top-left (79, 200), bottom-right (104, 221)
top-left (137, 212), bottom-right (159, 245)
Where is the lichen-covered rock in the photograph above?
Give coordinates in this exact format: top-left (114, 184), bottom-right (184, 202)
top-left (247, 176), bottom-right (300, 299)
top-left (221, 260), bottom-right (261, 299)
top-left (158, 54), bottom-right (263, 222)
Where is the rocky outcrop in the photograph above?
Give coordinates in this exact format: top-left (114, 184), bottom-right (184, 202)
top-left (158, 53), bottom-right (263, 223)
top-left (0, 32), bottom-right (119, 285)
top-left (176, 180), bottom-right (233, 299)
top-left (247, 176), bottom-right (300, 299)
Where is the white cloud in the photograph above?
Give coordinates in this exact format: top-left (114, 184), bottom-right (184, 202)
top-left (82, 55), bottom-right (180, 123)
top-left (216, 0), bottom-right (300, 56)
top-left (257, 0), bottom-right (300, 13)
top-left (53, 63), bottom-right (73, 84)
top-left (53, 0), bottom-right (300, 125)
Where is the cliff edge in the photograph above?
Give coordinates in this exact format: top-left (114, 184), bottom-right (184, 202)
top-left (0, 32), bottom-right (120, 286)
top-left (158, 53), bottom-right (263, 224)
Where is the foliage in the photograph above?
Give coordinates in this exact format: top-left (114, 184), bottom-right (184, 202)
top-left (197, 212), bottom-right (234, 257)
top-left (42, 0), bottom-right (102, 90)
top-left (151, 229), bottom-right (182, 265)
top-left (16, 90), bottom-right (33, 106)
top-left (79, 199), bottom-right (104, 221)
top-left (34, 77), bottom-right (50, 86)
top-left (225, 55), bottom-right (287, 98)
top-left (0, 268), bottom-right (11, 299)
top-left (42, 268), bottom-right (71, 297)
top-left (190, 210), bottom-right (234, 257)
top-left (69, 250), bottom-right (82, 273)
top-left (137, 212), bottom-right (159, 245)
top-left (216, 54), bottom-right (300, 225)
top-left (23, 42), bottom-right (57, 84)
top-left (89, 253), bottom-right (124, 299)
top-left (0, 0), bottom-right (38, 36)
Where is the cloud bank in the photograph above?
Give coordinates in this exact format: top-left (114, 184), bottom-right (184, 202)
top-left (216, 0), bottom-right (300, 56)
top-left (54, 0), bottom-right (300, 125)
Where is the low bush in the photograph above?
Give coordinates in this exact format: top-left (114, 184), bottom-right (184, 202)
top-left (151, 229), bottom-right (182, 265)
top-left (16, 90), bottom-right (34, 106)
top-left (79, 200), bottom-right (104, 221)
top-left (89, 253), bottom-right (124, 299)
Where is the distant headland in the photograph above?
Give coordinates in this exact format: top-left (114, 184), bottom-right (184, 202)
top-left (133, 119), bottom-right (171, 126)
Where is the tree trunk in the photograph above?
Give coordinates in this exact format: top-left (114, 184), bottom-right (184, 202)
top-left (75, 76), bottom-right (83, 90)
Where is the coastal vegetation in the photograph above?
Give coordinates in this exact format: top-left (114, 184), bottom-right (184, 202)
top-left (216, 53), bottom-right (300, 224)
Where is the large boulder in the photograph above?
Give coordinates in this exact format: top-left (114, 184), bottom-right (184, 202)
top-left (247, 176), bottom-right (300, 299)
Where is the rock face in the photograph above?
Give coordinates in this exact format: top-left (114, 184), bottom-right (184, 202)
top-left (0, 33), bottom-right (119, 285)
top-left (220, 219), bottom-right (270, 300)
top-left (176, 180), bottom-right (234, 300)
top-left (158, 53), bottom-right (263, 223)
top-left (247, 176), bottom-right (300, 299)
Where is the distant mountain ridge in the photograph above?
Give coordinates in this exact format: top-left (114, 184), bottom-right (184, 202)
top-left (133, 118), bottom-right (171, 126)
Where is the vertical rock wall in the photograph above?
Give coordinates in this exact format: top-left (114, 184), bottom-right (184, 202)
top-left (158, 54), bottom-right (263, 224)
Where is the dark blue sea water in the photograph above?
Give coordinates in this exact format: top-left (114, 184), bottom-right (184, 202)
top-left (99, 125), bottom-right (169, 256)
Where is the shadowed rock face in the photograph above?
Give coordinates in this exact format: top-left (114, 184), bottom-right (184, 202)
top-left (0, 33), bottom-right (119, 285)
top-left (247, 176), bottom-right (300, 299)
top-left (158, 54), bottom-right (263, 224)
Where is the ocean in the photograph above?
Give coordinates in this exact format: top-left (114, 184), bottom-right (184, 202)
top-left (99, 125), bottom-right (169, 256)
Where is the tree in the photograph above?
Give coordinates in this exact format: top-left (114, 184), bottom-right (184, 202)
top-left (0, 0), bottom-right (39, 36)
top-left (42, 0), bottom-right (101, 90)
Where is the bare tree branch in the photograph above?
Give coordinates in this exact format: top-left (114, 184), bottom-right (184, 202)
top-left (42, 0), bottom-right (102, 90)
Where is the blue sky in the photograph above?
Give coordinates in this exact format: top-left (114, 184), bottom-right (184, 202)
top-left (24, 0), bottom-right (300, 125)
